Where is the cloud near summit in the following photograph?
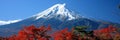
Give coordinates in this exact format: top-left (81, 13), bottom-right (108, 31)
top-left (0, 19), bottom-right (21, 25)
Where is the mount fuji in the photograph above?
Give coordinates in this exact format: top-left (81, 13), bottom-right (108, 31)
top-left (0, 3), bottom-right (119, 37)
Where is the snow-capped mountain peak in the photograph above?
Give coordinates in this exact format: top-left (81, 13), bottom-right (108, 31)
top-left (34, 3), bottom-right (77, 20)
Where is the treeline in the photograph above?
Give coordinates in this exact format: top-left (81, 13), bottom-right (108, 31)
top-left (0, 25), bottom-right (120, 40)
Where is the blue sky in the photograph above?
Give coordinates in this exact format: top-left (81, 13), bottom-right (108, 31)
top-left (0, 0), bottom-right (120, 23)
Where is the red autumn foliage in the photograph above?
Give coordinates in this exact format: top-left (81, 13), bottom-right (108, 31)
top-left (94, 25), bottom-right (117, 39)
top-left (94, 25), bottom-right (116, 33)
top-left (7, 25), bottom-right (51, 40)
top-left (52, 28), bottom-right (73, 40)
top-left (0, 25), bottom-right (119, 40)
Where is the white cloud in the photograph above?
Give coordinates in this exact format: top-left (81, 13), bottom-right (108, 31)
top-left (0, 19), bottom-right (21, 25)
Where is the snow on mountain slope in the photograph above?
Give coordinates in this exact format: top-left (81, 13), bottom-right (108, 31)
top-left (0, 19), bottom-right (21, 25)
top-left (33, 3), bottom-right (79, 20)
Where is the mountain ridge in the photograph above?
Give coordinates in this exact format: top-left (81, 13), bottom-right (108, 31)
top-left (0, 3), bottom-right (119, 37)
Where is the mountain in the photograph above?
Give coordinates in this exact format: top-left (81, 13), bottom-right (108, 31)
top-left (0, 3), bottom-right (119, 37)
top-left (34, 3), bottom-right (77, 20)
